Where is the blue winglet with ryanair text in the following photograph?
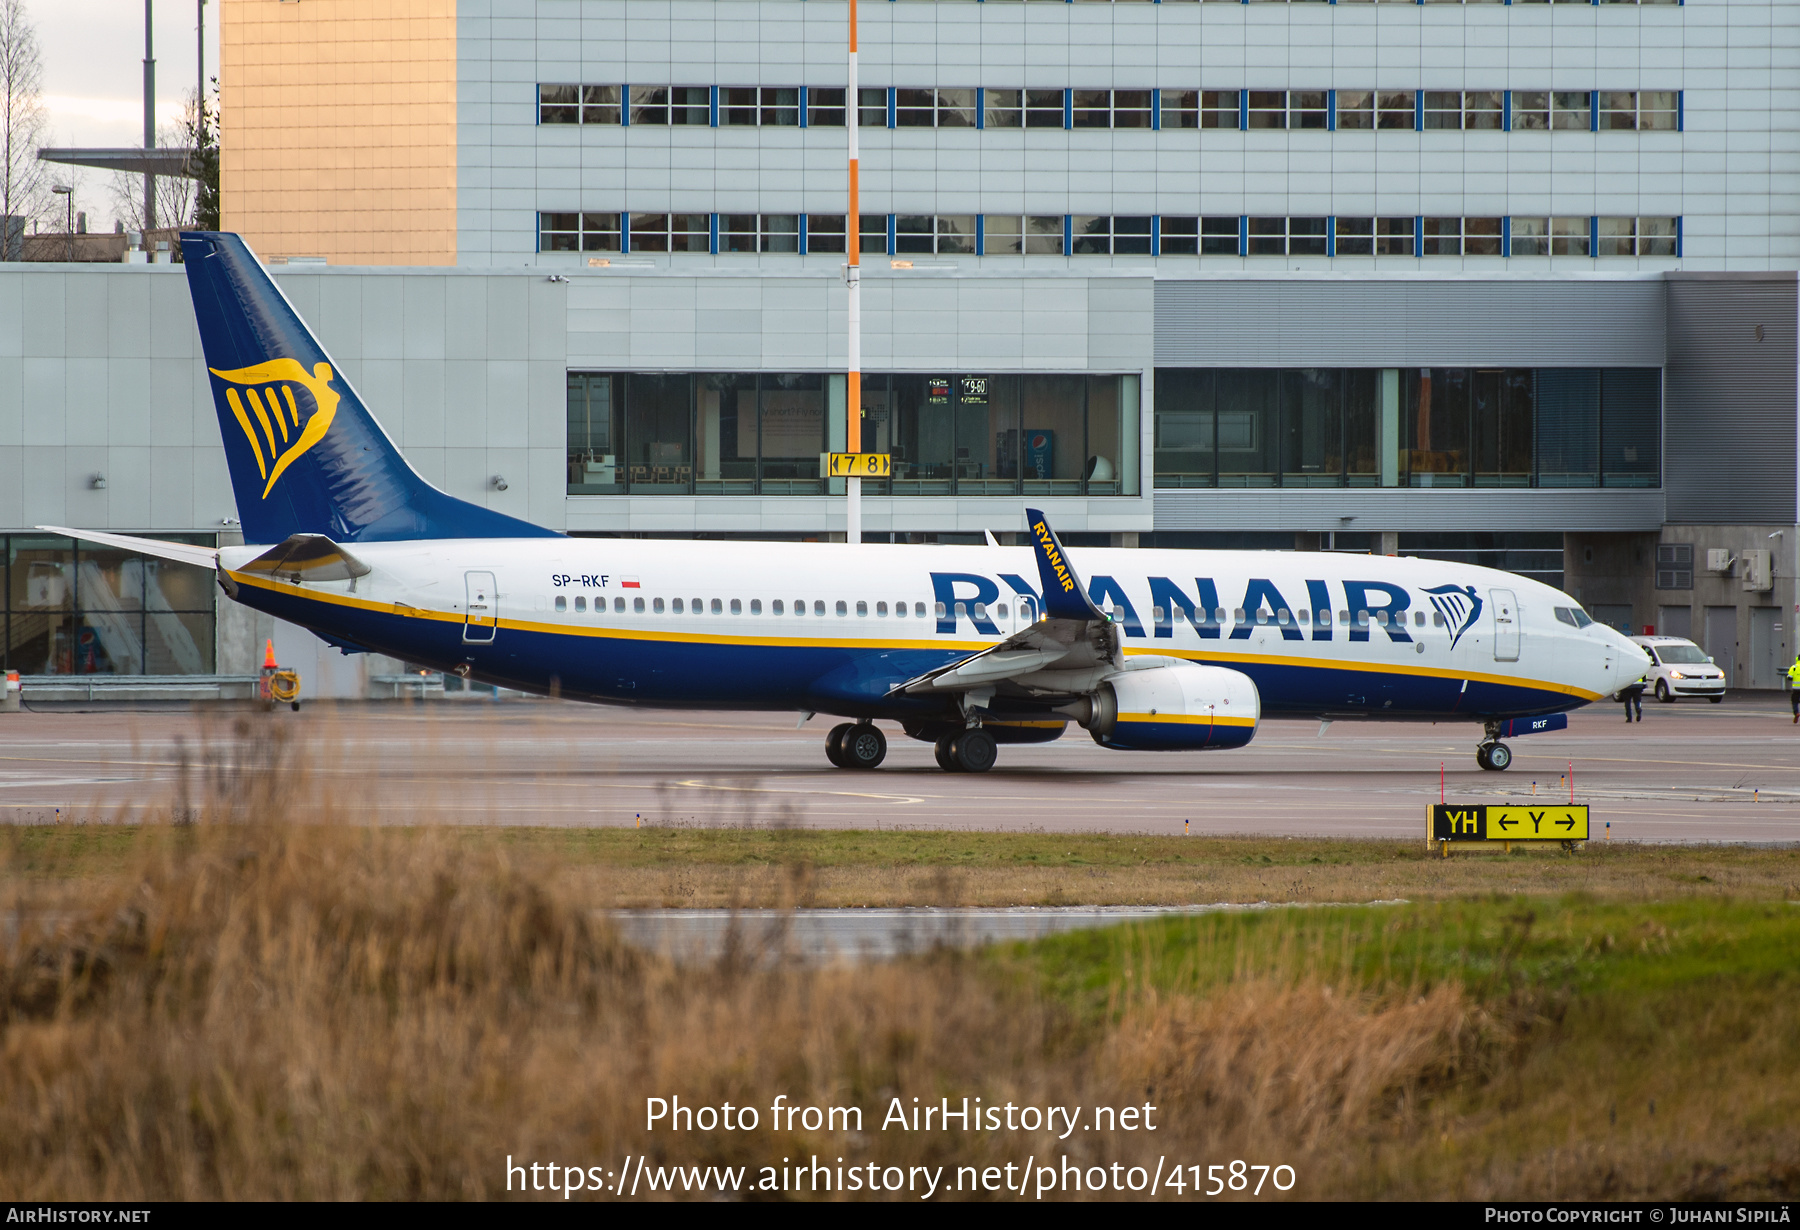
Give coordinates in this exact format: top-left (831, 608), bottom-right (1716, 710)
top-left (1025, 508), bottom-right (1106, 622)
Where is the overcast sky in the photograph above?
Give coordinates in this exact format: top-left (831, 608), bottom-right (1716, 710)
top-left (30, 0), bottom-right (221, 228)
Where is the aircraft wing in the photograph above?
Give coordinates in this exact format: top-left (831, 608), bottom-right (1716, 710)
top-left (891, 508), bottom-right (1120, 696)
top-left (37, 526), bottom-right (220, 570)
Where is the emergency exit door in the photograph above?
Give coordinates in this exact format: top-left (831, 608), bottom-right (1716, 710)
top-left (464, 572), bottom-right (497, 644)
top-left (1492, 589), bottom-right (1519, 662)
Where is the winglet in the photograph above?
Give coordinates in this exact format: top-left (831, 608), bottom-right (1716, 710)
top-left (1024, 508), bottom-right (1104, 621)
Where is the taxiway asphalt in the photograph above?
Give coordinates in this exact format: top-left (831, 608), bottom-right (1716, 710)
top-left (2, 694), bottom-right (1797, 842)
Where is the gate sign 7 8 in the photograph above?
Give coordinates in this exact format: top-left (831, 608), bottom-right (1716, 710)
top-left (826, 452), bottom-right (892, 477)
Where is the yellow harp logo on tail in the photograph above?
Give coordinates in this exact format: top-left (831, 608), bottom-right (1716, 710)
top-left (209, 360), bottom-right (341, 498)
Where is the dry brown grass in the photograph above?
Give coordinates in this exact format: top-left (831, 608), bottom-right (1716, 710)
top-left (1, 722), bottom-right (1795, 1201)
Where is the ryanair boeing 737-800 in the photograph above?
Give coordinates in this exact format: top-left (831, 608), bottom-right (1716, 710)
top-left (46, 233), bottom-right (1649, 774)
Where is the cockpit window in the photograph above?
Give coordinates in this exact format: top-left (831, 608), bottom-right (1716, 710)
top-left (1554, 606), bottom-right (1595, 629)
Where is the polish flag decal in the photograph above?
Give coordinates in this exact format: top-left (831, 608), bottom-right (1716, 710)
top-left (622, 577), bottom-right (640, 589)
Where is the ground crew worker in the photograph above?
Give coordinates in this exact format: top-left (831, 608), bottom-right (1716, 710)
top-left (1788, 653), bottom-right (1800, 723)
top-left (1618, 676), bottom-right (1646, 723)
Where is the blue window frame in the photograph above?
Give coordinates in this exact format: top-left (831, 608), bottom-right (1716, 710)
top-left (1413, 216), bottom-right (1424, 257)
top-left (1151, 87), bottom-right (1161, 131)
top-left (1325, 216), bottom-right (1336, 258)
top-left (886, 215), bottom-right (897, 255)
top-left (709, 86), bottom-right (718, 127)
top-left (1063, 90), bottom-right (1073, 130)
top-left (621, 84), bottom-right (630, 127)
top-left (1151, 215), bottom-right (1161, 254)
top-left (1413, 89), bottom-right (1423, 132)
top-left (887, 88), bottom-right (896, 129)
top-left (1237, 216), bottom-right (1248, 255)
top-left (976, 87), bottom-right (985, 130)
top-left (1502, 90), bottom-right (1512, 132)
top-left (797, 86), bottom-right (807, 129)
top-left (709, 214), bottom-right (719, 255)
top-left (1327, 89), bottom-right (1337, 131)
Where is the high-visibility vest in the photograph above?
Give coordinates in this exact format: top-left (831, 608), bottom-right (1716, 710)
top-left (1789, 658), bottom-right (1800, 685)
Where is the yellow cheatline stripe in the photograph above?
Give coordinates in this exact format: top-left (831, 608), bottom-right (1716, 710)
top-left (225, 389), bottom-right (267, 479)
top-left (1131, 644), bottom-right (1599, 701)
top-left (227, 573), bottom-right (1594, 697)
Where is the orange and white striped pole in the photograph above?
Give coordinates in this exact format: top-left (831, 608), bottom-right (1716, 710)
top-left (844, 0), bottom-right (862, 547)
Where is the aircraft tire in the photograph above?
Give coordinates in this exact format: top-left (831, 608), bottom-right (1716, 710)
top-left (934, 738), bottom-right (960, 772)
top-left (953, 729), bottom-right (999, 774)
top-left (826, 723), bottom-right (854, 768)
top-left (1485, 742), bottom-right (1513, 771)
top-left (843, 723), bottom-right (887, 770)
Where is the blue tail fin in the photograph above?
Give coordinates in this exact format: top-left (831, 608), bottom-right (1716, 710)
top-left (180, 232), bottom-right (558, 544)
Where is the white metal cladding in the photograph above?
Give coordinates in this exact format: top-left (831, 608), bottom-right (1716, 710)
top-left (1664, 274), bottom-right (1799, 526)
top-left (1154, 488), bottom-right (1668, 535)
top-left (1152, 278), bottom-right (1668, 369)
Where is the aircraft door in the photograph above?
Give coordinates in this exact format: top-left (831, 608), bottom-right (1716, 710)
top-left (1492, 588), bottom-right (1519, 662)
top-left (464, 571), bottom-right (497, 644)
top-left (1014, 594), bottom-right (1039, 633)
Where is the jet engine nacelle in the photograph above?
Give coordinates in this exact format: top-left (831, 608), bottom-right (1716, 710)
top-left (1062, 660), bottom-right (1260, 752)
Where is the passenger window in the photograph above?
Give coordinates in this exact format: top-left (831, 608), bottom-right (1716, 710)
top-left (1377, 611), bottom-right (1390, 626)
top-left (815, 600), bottom-right (826, 616)
top-left (1277, 608), bottom-right (1290, 625)
top-left (1215, 608), bottom-right (1228, 624)
top-left (917, 602), bottom-right (928, 618)
top-left (615, 597), bottom-right (625, 613)
top-left (934, 602), bottom-right (946, 619)
top-left (750, 599), bottom-right (761, 615)
top-left (554, 595), bottom-right (567, 612)
top-left (955, 601), bottom-right (967, 617)
top-left (653, 597), bottom-right (665, 613)
top-left (1316, 609), bottom-right (1330, 625)
top-left (672, 598), bottom-right (684, 613)
top-left (1297, 609), bottom-right (1310, 625)
top-left (1255, 609), bottom-right (1269, 625)
top-left (575, 596), bottom-right (586, 612)
top-left (836, 600), bottom-right (847, 617)
top-left (973, 602), bottom-right (987, 621)
top-left (997, 603), bottom-right (1008, 619)
top-left (1339, 610), bottom-right (1350, 624)
top-left (1433, 611), bottom-right (1445, 627)
top-left (1233, 608), bottom-right (1246, 623)
top-left (711, 598), bottom-right (722, 614)
top-left (633, 597), bottom-right (644, 613)
top-left (1414, 610), bottom-right (1425, 627)
top-left (877, 601), bottom-right (888, 616)
top-left (795, 600), bottom-right (805, 616)
top-left (694, 598), bottom-right (705, 614)
top-left (772, 599), bottom-right (783, 615)
top-left (1355, 610), bottom-right (1368, 626)
top-left (730, 599), bottom-right (741, 615)
top-left (856, 600), bottom-right (867, 617)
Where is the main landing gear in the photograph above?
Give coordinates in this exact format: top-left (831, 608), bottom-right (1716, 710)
top-left (826, 721), bottom-right (887, 770)
top-left (934, 727), bottom-right (997, 774)
top-left (1476, 721), bottom-right (1513, 771)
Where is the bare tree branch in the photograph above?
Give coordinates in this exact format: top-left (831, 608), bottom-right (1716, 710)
top-left (0, 0), bottom-right (49, 259)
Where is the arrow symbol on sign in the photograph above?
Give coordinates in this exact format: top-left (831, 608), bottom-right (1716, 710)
top-left (1498, 816), bottom-right (1517, 830)
top-left (1558, 816), bottom-right (1576, 829)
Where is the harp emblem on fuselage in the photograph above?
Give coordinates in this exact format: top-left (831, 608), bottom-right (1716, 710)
top-left (1424, 584), bottom-right (1484, 650)
top-left (209, 359), bottom-right (341, 498)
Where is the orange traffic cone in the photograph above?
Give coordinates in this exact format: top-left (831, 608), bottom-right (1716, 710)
top-left (263, 638), bottom-right (278, 670)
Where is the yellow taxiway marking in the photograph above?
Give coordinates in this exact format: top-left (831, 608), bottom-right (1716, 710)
top-left (673, 778), bottom-right (923, 804)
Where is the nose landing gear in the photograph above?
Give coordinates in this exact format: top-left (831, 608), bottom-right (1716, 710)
top-left (825, 721), bottom-right (887, 770)
top-left (1476, 737), bottom-right (1513, 771)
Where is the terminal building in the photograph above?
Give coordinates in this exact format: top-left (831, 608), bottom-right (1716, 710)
top-left (0, 0), bottom-right (1795, 696)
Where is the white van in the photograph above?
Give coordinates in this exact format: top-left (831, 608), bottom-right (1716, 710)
top-left (1630, 635), bottom-right (1727, 703)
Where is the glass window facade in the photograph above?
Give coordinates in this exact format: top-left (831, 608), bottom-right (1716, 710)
top-left (3, 535), bottom-right (216, 675)
top-left (1154, 368), bottom-right (1659, 489)
top-left (570, 373), bottom-right (1139, 497)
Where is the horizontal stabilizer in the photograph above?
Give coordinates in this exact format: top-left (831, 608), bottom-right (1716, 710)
top-left (37, 526), bottom-right (219, 570)
top-left (240, 534), bottom-right (372, 583)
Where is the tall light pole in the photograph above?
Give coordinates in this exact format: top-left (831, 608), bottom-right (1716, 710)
top-left (844, 0), bottom-right (861, 547)
top-left (52, 186), bottom-right (72, 261)
top-left (143, 0), bottom-right (156, 242)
